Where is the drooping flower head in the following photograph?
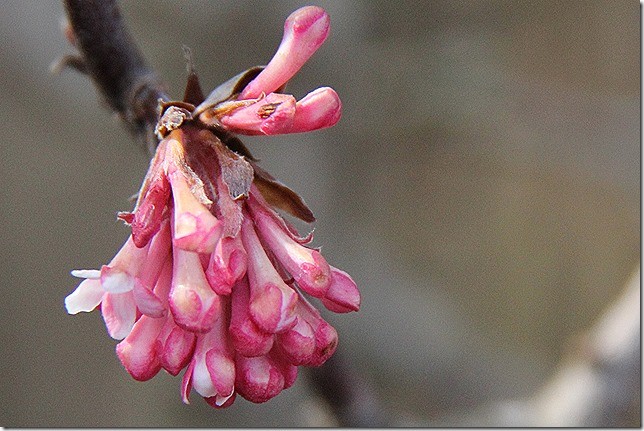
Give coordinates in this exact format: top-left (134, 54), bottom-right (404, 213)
top-left (65, 6), bottom-right (360, 407)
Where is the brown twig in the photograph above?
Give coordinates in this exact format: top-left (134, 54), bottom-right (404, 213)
top-left (62, 0), bottom-right (168, 153)
top-left (438, 267), bottom-right (641, 427)
top-left (527, 267), bottom-right (641, 426)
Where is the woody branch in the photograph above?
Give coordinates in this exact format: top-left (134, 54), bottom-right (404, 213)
top-left (62, 0), bottom-right (168, 153)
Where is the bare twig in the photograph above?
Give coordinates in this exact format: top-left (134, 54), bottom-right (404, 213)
top-left (527, 267), bottom-right (641, 426)
top-left (440, 267), bottom-right (641, 427)
top-left (63, 0), bottom-right (168, 153)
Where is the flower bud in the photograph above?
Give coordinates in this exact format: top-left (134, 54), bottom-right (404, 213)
top-left (320, 267), bottom-right (361, 313)
top-left (229, 277), bottom-right (274, 357)
top-left (205, 235), bottom-right (247, 295)
top-left (249, 195), bottom-right (331, 297)
top-left (241, 6), bottom-right (330, 99)
top-left (116, 315), bottom-right (164, 381)
top-left (167, 165), bottom-right (223, 254)
top-left (169, 247), bottom-right (221, 333)
top-left (241, 217), bottom-right (297, 333)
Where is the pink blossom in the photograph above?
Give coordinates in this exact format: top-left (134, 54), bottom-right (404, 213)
top-left (195, 5), bottom-right (342, 136)
top-left (65, 5), bottom-right (359, 408)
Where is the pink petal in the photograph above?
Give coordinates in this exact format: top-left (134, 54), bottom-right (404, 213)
top-left (205, 392), bottom-right (237, 409)
top-left (295, 297), bottom-right (338, 367)
top-left (115, 315), bottom-right (164, 381)
top-left (100, 265), bottom-right (135, 294)
top-left (308, 318), bottom-right (338, 367)
top-left (205, 235), bottom-right (247, 296)
top-left (249, 195), bottom-right (331, 298)
top-left (229, 277), bottom-right (274, 357)
top-left (152, 257), bottom-right (173, 301)
top-left (159, 322), bottom-right (196, 376)
top-left (131, 139), bottom-right (171, 248)
top-left (320, 267), bottom-right (361, 313)
top-left (241, 217), bottom-right (297, 334)
top-left (106, 236), bottom-right (149, 278)
top-left (240, 6), bottom-right (330, 99)
top-left (133, 280), bottom-right (166, 318)
top-left (99, 236), bottom-right (150, 294)
top-left (191, 337), bottom-right (217, 398)
top-left (249, 282), bottom-right (297, 334)
top-left (138, 219), bottom-right (172, 289)
top-left (154, 260), bottom-right (197, 375)
top-left (235, 354), bottom-right (285, 404)
top-left (169, 246), bottom-right (221, 333)
top-left (181, 360), bottom-right (196, 404)
top-left (205, 349), bottom-right (235, 400)
top-left (248, 184), bottom-right (315, 245)
top-left (290, 87), bottom-right (342, 133)
top-left (275, 316), bottom-right (315, 365)
top-left (168, 169), bottom-right (223, 254)
top-left (206, 349), bottom-right (235, 403)
top-left (131, 172), bottom-right (171, 248)
top-left (70, 269), bottom-right (100, 279)
top-left (101, 291), bottom-right (137, 340)
top-left (188, 300), bottom-right (235, 400)
top-left (270, 351), bottom-right (298, 389)
top-left (281, 363), bottom-right (298, 390)
top-left (219, 93), bottom-right (296, 136)
top-left (64, 278), bottom-right (104, 314)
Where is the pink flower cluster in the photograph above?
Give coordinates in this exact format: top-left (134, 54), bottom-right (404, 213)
top-left (65, 6), bottom-right (360, 408)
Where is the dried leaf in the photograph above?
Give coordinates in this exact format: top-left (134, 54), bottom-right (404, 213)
top-left (212, 137), bottom-right (254, 237)
top-left (193, 66), bottom-right (264, 116)
top-left (250, 161), bottom-right (315, 223)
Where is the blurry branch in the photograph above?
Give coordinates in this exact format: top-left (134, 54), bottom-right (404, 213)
top-left (526, 266), bottom-right (641, 426)
top-left (443, 266), bottom-right (640, 427)
top-left (306, 347), bottom-right (390, 427)
top-left (59, 0), bottom-right (168, 153)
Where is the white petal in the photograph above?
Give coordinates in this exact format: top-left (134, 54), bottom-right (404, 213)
top-left (65, 279), bottom-right (104, 314)
top-left (101, 268), bottom-right (135, 293)
top-left (102, 292), bottom-right (137, 340)
top-left (215, 392), bottom-right (234, 406)
top-left (133, 282), bottom-right (166, 318)
top-left (70, 269), bottom-right (101, 279)
top-left (192, 357), bottom-right (216, 398)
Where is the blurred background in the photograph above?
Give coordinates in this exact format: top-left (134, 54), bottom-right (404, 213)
top-left (0, 0), bottom-right (639, 427)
